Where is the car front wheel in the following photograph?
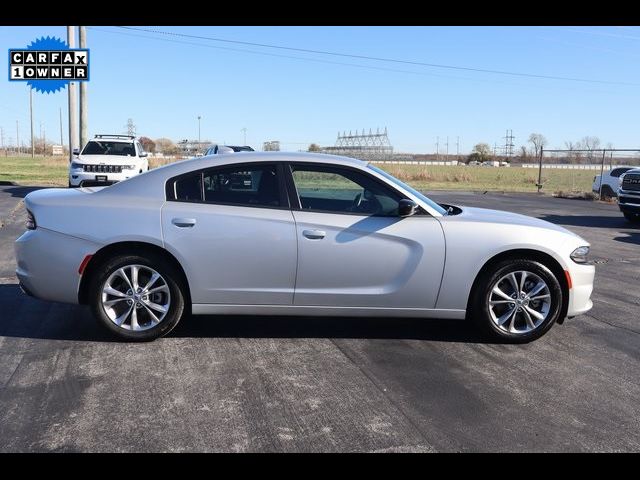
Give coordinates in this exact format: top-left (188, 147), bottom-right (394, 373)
top-left (88, 253), bottom-right (186, 341)
top-left (470, 259), bottom-right (563, 343)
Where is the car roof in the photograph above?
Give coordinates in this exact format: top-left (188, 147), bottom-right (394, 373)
top-left (167, 151), bottom-right (367, 171)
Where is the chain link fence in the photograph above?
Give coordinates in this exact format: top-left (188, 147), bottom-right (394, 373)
top-left (524, 149), bottom-right (640, 197)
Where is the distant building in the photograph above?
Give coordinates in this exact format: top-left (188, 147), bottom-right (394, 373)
top-left (52, 145), bottom-right (64, 156)
top-left (263, 141), bottom-right (280, 151)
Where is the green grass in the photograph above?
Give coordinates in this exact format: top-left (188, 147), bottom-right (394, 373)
top-left (0, 155), bottom-right (596, 194)
top-left (373, 163), bottom-right (595, 193)
top-left (0, 155), bottom-right (69, 185)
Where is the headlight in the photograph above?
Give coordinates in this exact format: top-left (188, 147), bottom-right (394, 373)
top-left (26, 210), bottom-right (36, 230)
top-left (619, 176), bottom-right (624, 187)
top-left (70, 161), bottom-right (83, 169)
top-left (570, 246), bottom-right (590, 264)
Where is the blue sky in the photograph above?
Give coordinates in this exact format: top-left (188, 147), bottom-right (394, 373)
top-left (1, 26), bottom-right (639, 154)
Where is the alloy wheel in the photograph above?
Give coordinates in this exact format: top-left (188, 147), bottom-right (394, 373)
top-left (101, 264), bottom-right (171, 331)
top-left (488, 270), bottom-right (551, 334)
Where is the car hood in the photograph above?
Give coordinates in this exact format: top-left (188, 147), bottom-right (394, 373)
top-left (76, 154), bottom-right (136, 164)
top-left (450, 206), bottom-right (580, 237)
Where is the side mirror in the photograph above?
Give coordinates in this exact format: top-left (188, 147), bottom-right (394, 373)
top-left (398, 199), bottom-right (418, 217)
top-left (139, 152), bottom-right (148, 158)
top-left (72, 148), bottom-right (80, 156)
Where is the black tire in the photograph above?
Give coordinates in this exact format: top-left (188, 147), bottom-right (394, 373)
top-left (88, 252), bottom-right (186, 341)
top-left (600, 185), bottom-right (615, 200)
top-left (623, 212), bottom-right (640, 224)
top-left (470, 259), bottom-right (563, 343)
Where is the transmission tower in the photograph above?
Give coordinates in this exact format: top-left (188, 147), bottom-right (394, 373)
top-left (125, 118), bottom-right (136, 137)
top-left (327, 127), bottom-right (393, 161)
top-left (503, 129), bottom-right (515, 157)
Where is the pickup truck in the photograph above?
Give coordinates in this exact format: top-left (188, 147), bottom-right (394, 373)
top-left (618, 168), bottom-right (640, 223)
top-left (592, 166), bottom-right (638, 199)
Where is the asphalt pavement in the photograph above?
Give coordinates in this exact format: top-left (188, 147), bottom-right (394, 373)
top-left (0, 185), bottom-right (638, 452)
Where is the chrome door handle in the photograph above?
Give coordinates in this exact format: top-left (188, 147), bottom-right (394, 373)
top-left (172, 218), bottom-right (196, 228)
top-left (302, 229), bottom-right (326, 239)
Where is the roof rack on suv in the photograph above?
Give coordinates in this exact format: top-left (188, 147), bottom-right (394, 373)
top-left (94, 134), bottom-right (136, 140)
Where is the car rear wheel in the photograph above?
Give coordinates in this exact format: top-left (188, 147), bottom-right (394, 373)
top-left (88, 253), bottom-right (186, 341)
top-left (470, 259), bottom-right (563, 343)
top-left (600, 185), bottom-right (615, 200)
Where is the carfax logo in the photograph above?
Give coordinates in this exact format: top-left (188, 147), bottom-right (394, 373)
top-left (8, 36), bottom-right (89, 94)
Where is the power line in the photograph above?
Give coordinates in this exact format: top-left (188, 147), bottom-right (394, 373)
top-left (88, 27), bottom-right (507, 85)
top-left (116, 26), bottom-right (640, 87)
top-left (89, 27), bottom-right (639, 96)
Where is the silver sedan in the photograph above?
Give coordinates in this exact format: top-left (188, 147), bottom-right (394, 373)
top-left (15, 152), bottom-right (595, 342)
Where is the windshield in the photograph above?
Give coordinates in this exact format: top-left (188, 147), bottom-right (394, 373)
top-left (368, 164), bottom-right (448, 216)
top-left (82, 141), bottom-right (136, 156)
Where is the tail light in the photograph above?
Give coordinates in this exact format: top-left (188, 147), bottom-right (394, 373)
top-left (26, 210), bottom-right (36, 230)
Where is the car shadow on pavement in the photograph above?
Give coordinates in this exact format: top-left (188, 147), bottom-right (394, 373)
top-left (3, 186), bottom-right (48, 199)
top-left (539, 214), bottom-right (638, 229)
top-left (170, 314), bottom-right (490, 344)
top-left (613, 232), bottom-right (640, 245)
top-left (0, 284), bottom-right (117, 342)
top-left (0, 284), bottom-right (490, 344)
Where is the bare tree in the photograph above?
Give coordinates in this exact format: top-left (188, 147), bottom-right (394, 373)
top-left (155, 138), bottom-right (178, 155)
top-left (563, 140), bottom-right (577, 164)
top-left (519, 145), bottom-right (528, 161)
top-left (580, 136), bottom-right (601, 161)
top-left (528, 133), bottom-right (547, 158)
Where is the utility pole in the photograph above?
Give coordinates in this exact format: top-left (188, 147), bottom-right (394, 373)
top-left (537, 147), bottom-right (544, 193)
top-left (436, 136), bottom-right (439, 161)
top-left (241, 127), bottom-right (247, 145)
top-left (67, 26), bottom-right (78, 161)
top-left (456, 136), bottom-right (460, 161)
top-left (125, 118), bottom-right (136, 136)
top-left (43, 125), bottom-right (46, 156)
top-left (0, 127), bottom-right (4, 156)
top-left (16, 120), bottom-right (20, 155)
top-left (445, 136), bottom-right (449, 158)
top-left (29, 88), bottom-right (34, 158)
top-left (598, 149), bottom-right (607, 198)
top-left (79, 26), bottom-right (88, 149)
top-left (503, 129), bottom-right (515, 157)
top-left (59, 107), bottom-right (63, 148)
top-left (197, 116), bottom-right (201, 144)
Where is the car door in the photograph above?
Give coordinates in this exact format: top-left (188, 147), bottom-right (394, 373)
top-left (161, 162), bottom-right (297, 305)
top-left (287, 163), bottom-right (445, 309)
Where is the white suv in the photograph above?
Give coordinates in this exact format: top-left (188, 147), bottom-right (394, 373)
top-left (69, 134), bottom-right (149, 188)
